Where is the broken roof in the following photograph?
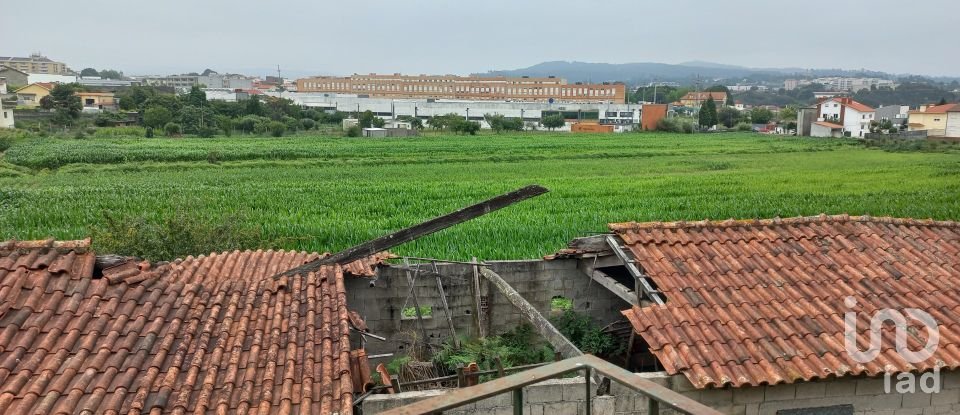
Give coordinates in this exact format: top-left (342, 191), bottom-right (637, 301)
top-left (0, 239), bottom-right (385, 414)
top-left (616, 215), bottom-right (960, 389)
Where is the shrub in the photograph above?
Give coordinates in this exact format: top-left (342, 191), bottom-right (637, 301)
top-left (551, 310), bottom-right (620, 356)
top-left (207, 150), bottom-right (222, 164)
top-left (0, 136), bottom-right (12, 152)
top-left (145, 127), bottom-right (155, 138)
top-left (164, 122), bottom-right (182, 137)
top-left (197, 126), bottom-right (218, 138)
top-left (300, 118), bottom-right (316, 130)
top-left (736, 122), bottom-right (753, 131)
top-left (345, 125), bottom-right (361, 137)
top-left (269, 121), bottom-right (286, 137)
top-left (655, 118), bottom-right (681, 133)
top-left (681, 121), bottom-right (695, 134)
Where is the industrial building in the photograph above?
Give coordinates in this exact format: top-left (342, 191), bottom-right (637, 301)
top-left (296, 73), bottom-right (626, 104)
top-left (270, 92), bottom-right (654, 132)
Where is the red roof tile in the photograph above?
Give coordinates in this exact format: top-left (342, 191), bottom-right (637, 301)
top-left (0, 239), bottom-right (383, 414)
top-left (813, 121), bottom-right (843, 129)
top-left (910, 103), bottom-right (960, 114)
top-left (616, 215), bottom-right (960, 389)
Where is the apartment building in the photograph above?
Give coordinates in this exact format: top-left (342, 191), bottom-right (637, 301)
top-left (295, 73), bottom-right (626, 103)
top-left (0, 54), bottom-right (70, 74)
top-left (814, 97), bottom-right (875, 137)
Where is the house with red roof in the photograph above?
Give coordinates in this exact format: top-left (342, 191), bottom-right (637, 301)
top-left (908, 103), bottom-right (960, 137)
top-left (815, 97), bottom-right (875, 138)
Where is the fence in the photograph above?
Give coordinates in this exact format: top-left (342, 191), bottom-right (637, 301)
top-left (379, 355), bottom-right (723, 415)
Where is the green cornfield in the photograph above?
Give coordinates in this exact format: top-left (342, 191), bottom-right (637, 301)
top-left (2, 132), bottom-right (959, 260)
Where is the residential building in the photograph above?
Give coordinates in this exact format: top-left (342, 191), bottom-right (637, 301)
top-left (795, 105), bottom-right (819, 136)
top-left (0, 98), bottom-right (13, 128)
top-left (677, 91), bottom-right (727, 107)
top-left (0, 66), bottom-right (29, 87)
top-left (140, 74), bottom-right (200, 91)
top-left (783, 79), bottom-right (799, 90)
top-left (907, 103), bottom-right (960, 136)
top-left (296, 73), bottom-right (626, 103)
top-left (810, 76), bottom-right (895, 92)
top-left (196, 73), bottom-right (255, 90)
top-left (13, 82), bottom-right (55, 107)
top-left (874, 104), bottom-right (909, 126)
top-left (810, 121), bottom-right (844, 137)
top-left (0, 53), bottom-right (70, 74)
top-left (814, 97), bottom-right (875, 137)
top-left (76, 91), bottom-right (119, 112)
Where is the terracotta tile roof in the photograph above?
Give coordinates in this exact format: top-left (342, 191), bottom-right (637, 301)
top-left (680, 92), bottom-right (727, 102)
top-left (813, 121), bottom-right (843, 129)
top-left (616, 215), bottom-right (960, 389)
top-left (0, 239), bottom-right (384, 414)
top-left (910, 103), bottom-right (960, 114)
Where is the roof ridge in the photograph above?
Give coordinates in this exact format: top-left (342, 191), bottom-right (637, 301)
top-left (609, 214), bottom-right (960, 232)
top-left (0, 238), bottom-right (92, 252)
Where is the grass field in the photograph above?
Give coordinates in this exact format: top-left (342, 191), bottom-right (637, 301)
top-left (2, 132), bottom-right (959, 260)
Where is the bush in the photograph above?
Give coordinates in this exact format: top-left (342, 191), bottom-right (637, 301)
top-left (92, 208), bottom-right (263, 262)
top-left (736, 122), bottom-right (753, 132)
top-left (0, 136), bottom-right (12, 152)
top-left (145, 127), bottom-right (155, 138)
top-left (164, 122), bottom-right (182, 137)
top-left (551, 310), bottom-right (620, 356)
top-left (681, 121), bottom-right (695, 134)
top-left (300, 118), bottom-right (316, 130)
top-left (269, 121), bottom-right (286, 137)
top-left (197, 126), bottom-right (218, 138)
top-left (345, 125), bottom-right (361, 137)
top-left (655, 118), bottom-right (681, 133)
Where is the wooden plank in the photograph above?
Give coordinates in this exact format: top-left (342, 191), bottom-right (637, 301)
top-left (433, 262), bottom-right (460, 349)
top-left (273, 185), bottom-right (549, 279)
top-left (478, 267), bottom-right (582, 359)
top-left (590, 270), bottom-right (639, 307)
top-left (604, 235), bottom-right (664, 305)
top-left (471, 256), bottom-right (485, 338)
top-left (401, 259), bottom-right (429, 346)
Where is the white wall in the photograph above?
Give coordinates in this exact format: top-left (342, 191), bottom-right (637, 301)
top-left (947, 112), bottom-right (960, 138)
top-left (27, 73), bottom-right (77, 84)
top-left (0, 100), bottom-right (13, 128)
top-left (844, 108), bottom-right (873, 138)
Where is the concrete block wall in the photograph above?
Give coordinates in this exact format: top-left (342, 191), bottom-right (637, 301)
top-left (345, 259), bottom-right (629, 356)
top-left (363, 370), bottom-right (960, 415)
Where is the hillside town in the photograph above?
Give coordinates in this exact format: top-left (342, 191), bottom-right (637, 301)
top-left (2, 53), bottom-right (958, 139)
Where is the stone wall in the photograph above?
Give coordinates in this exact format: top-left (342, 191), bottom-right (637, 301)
top-left (344, 259), bottom-right (629, 356)
top-left (363, 369), bottom-right (960, 415)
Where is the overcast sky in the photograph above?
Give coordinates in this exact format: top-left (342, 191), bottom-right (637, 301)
top-left (4, 0), bottom-right (957, 78)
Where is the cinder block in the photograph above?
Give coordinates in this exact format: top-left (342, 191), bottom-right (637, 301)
top-left (894, 408), bottom-right (924, 415)
top-left (794, 381), bottom-right (826, 399)
top-left (475, 393), bottom-right (511, 408)
top-left (931, 389), bottom-right (960, 406)
top-left (941, 370), bottom-right (960, 389)
top-left (825, 379), bottom-right (858, 397)
top-left (732, 387), bottom-right (765, 404)
top-left (670, 374), bottom-right (697, 392)
top-left (593, 395), bottom-right (615, 415)
top-left (699, 388), bottom-right (733, 404)
top-left (561, 377), bottom-right (591, 401)
top-left (744, 402), bottom-right (760, 415)
top-left (526, 384), bottom-right (563, 403)
top-left (901, 391), bottom-right (933, 408)
top-left (541, 401), bottom-right (579, 414)
top-left (764, 384), bottom-right (796, 401)
top-left (858, 378), bottom-right (888, 395)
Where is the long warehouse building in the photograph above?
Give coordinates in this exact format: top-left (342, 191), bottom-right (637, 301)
top-left (265, 92), bottom-right (663, 132)
top-left (295, 73), bottom-right (626, 104)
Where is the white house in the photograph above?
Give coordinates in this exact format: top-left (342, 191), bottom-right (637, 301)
top-left (0, 99), bottom-right (13, 129)
top-left (815, 97), bottom-right (875, 138)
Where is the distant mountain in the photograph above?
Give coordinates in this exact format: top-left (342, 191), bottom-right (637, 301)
top-left (478, 61), bottom-right (957, 85)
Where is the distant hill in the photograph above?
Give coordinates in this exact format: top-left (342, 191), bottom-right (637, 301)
top-left (477, 61), bottom-right (956, 85)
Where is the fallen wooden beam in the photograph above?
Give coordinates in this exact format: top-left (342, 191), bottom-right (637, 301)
top-left (589, 270), bottom-right (639, 307)
top-left (273, 185), bottom-right (549, 279)
top-left (478, 267), bottom-right (581, 359)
